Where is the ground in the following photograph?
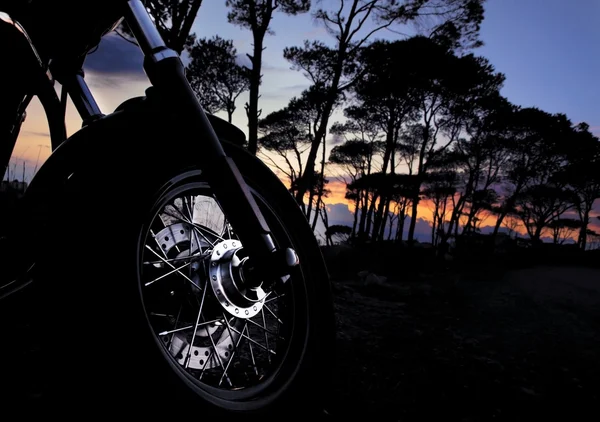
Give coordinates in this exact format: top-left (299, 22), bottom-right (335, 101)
top-left (2, 265), bottom-right (600, 420)
top-left (328, 266), bottom-right (600, 420)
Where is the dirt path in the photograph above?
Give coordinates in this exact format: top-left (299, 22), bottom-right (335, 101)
top-left (328, 266), bottom-right (600, 421)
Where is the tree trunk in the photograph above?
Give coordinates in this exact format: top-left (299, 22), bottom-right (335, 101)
top-left (311, 135), bottom-right (327, 230)
top-left (173, 0), bottom-right (204, 55)
top-left (579, 205), bottom-right (591, 250)
top-left (407, 189), bottom-right (421, 244)
top-left (396, 209), bottom-right (406, 242)
top-left (407, 122), bottom-right (430, 245)
top-left (492, 211), bottom-right (506, 238)
top-left (378, 198), bottom-right (391, 241)
top-left (532, 224), bottom-right (543, 245)
top-left (320, 200), bottom-right (332, 246)
top-left (294, 52), bottom-right (344, 204)
top-left (431, 207), bottom-right (437, 244)
top-left (358, 191), bottom-right (369, 239)
top-left (246, 31), bottom-right (265, 155)
top-left (372, 194), bottom-right (386, 241)
top-left (365, 194), bottom-right (378, 239)
top-left (463, 203), bottom-right (478, 235)
top-left (387, 213), bottom-right (395, 241)
top-left (306, 189), bottom-right (314, 222)
top-left (351, 193), bottom-right (360, 238)
top-left (380, 116), bottom-right (395, 174)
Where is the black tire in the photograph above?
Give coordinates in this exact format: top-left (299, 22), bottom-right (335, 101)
top-left (37, 117), bottom-right (335, 418)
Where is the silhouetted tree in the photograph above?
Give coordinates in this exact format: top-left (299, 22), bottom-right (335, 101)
top-left (326, 225), bottom-right (352, 245)
top-left (226, 0), bottom-right (311, 155)
top-left (515, 184), bottom-right (575, 244)
top-left (501, 210), bottom-right (522, 239)
top-left (353, 40), bottom-right (420, 174)
top-left (491, 108), bottom-right (575, 240)
top-left (423, 171), bottom-right (457, 245)
top-left (587, 229), bottom-right (600, 250)
top-left (351, 39), bottom-right (429, 239)
top-left (329, 110), bottom-right (383, 237)
top-left (118, 0), bottom-right (204, 54)
top-left (329, 139), bottom-right (377, 237)
top-left (388, 175), bottom-right (417, 242)
top-left (287, 0), bottom-right (486, 208)
top-left (548, 218), bottom-right (582, 245)
top-left (440, 95), bottom-right (511, 241)
top-left (186, 36), bottom-right (250, 122)
top-left (257, 97), bottom-right (313, 195)
top-left (377, 37), bottom-right (504, 245)
top-left (561, 123), bottom-right (600, 249)
top-left (258, 84), bottom-right (331, 225)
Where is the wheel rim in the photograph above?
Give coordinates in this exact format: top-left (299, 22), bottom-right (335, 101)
top-left (137, 177), bottom-right (308, 403)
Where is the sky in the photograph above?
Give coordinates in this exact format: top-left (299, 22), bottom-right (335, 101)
top-left (5, 0), bottom-right (600, 241)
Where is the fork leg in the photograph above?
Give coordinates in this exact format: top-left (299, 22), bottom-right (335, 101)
top-left (122, 0), bottom-right (289, 279)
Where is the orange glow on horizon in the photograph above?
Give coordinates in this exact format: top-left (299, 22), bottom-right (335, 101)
top-left (292, 177), bottom-right (599, 240)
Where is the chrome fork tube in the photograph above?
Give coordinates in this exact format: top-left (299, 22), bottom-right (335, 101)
top-left (123, 0), bottom-right (178, 62)
top-left (122, 0), bottom-right (293, 283)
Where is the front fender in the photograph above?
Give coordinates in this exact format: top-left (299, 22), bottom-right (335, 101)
top-left (114, 92), bottom-right (246, 147)
top-left (22, 107), bottom-right (245, 227)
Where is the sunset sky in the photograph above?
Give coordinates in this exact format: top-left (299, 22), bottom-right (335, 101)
top-left (5, 0), bottom-right (600, 241)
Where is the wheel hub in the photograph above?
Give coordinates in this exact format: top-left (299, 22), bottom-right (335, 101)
top-left (208, 239), bottom-right (266, 319)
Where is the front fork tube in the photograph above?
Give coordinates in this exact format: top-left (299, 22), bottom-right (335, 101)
top-left (123, 0), bottom-right (287, 281)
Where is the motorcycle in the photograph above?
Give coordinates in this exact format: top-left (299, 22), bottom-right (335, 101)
top-left (0, 0), bottom-right (334, 416)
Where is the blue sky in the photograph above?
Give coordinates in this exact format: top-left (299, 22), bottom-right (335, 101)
top-left (477, 0), bottom-right (600, 133)
top-left (186, 0), bottom-right (600, 134)
top-left (6, 0), bottom-right (600, 240)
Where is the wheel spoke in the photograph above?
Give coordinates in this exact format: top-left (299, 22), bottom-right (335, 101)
top-left (246, 324), bottom-right (259, 376)
top-left (169, 306), bottom-right (182, 348)
top-left (162, 207), bottom-right (226, 246)
top-left (158, 318), bottom-right (222, 336)
top-left (143, 256), bottom-right (193, 265)
top-left (218, 320), bottom-right (246, 386)
top-left (144, 261), bottom-right (192, 287)
top-left (199, 348), bottom-right (214, 380)
top-left (247, 315), bottom-right (284, 341)
top-left (260, 308), bottom-right (272, 364)
top-left (184, 282), bottom-right (208, 369)
top-left (227, 325), bottom-right (276, 355)
top-left (265, 293), bottom-right (286, 304)
top-left (149, 312), bottom-right (173, 318)
top-left (205, 323), bottom-right (233, 387)
top-left (144, 245), bottom-right (201, 290)
top-left (184, 196), bottom-right (203, 279)
top-left (141, 186), bottom-right (300, 394)
top-left (264, 304), bottom-right (283, 325)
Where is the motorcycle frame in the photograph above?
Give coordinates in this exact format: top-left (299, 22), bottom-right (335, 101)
top-left (0, 0), bottom-right (286, 285)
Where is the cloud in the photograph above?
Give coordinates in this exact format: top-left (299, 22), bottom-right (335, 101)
top-left (325, 203), bottom-right (354, 227)
top-left (84, 72), bottom-right (145, 90)
top-left (84, 33), bottom-right (145, 78)
top-left (282, 83), bottom-right (310, 91)
top-left (260, 91), bottom-right (291, 100)
top-left (235, 53), bottom-right (252, 69)
top-left (20, 130), bottom-right (49, 138)
top-left (262, 63), bottom-right (292, 73)
top-left (302, 26), bottom-right (328, 39)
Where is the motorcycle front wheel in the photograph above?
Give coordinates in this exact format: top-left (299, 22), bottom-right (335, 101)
top-left (39, 126), bottom-right (335, 417)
